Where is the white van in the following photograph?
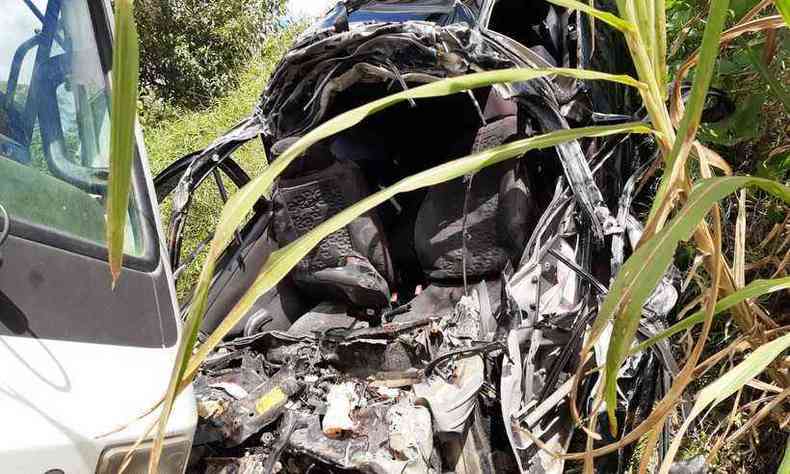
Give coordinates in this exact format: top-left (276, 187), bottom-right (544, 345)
top-left (0, 0), bottom-right (196, 472)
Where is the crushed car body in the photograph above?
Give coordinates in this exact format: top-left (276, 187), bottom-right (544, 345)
top-left (149, 1), bottom-right (720, 472)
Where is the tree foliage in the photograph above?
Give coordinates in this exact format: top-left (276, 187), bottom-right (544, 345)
top-left (135, 0), bottom-right (285, 108)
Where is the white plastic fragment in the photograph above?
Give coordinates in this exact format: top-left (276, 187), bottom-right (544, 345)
top-left (208, 382), bottom-right (249, 399)
top-left (387, 401), bottom-right (433, 474)
top-left (322, 382), bottom-right (359, 438)
top-left (413, 355), bottom-right (484, 435)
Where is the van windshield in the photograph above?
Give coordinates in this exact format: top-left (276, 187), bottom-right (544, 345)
top-left (0, 0), bottom-right (147, 258)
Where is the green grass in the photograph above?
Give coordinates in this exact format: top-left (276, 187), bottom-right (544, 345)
top-left (142, 27), bottom-right (302, 296)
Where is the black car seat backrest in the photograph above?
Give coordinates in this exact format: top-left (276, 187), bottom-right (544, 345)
top-left (414, 89), bottom-right (537, 282)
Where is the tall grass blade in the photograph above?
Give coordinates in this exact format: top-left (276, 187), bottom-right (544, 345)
top-left (635, 0), bottom-right (657, 77)
top-left (658, 332), bottom-right (790, 473)
top-left (544, 0), bottom-right (637, 31)
top-left (776, 0), bottom-right (790, 26)
top-left (599, 177), bottom-right (790, 432)
top-left (779, 436), bottom-right (790, 474)
top-left (647, 0), bottom-right (731, 224)
top-left (655, 0), bottom-right (667, 97)
top-left (183, 122), bottom-right (653, 382)
top-left (106, 0), bottom-right (139, 286)
top-left (734, 190), bottom-right (746, 287)
top-left (149, 67), bottom-right (647, 470)
top-left (629, 276), bottom-right (790, 355)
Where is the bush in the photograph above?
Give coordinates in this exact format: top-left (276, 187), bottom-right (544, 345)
top-left (136, 0), bottom-right (285, 109)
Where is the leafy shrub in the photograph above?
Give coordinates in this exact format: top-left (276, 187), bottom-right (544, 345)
top-left (135, 0), bottom-right (285, 108)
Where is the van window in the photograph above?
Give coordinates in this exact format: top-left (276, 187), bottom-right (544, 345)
top-left (0, 0), bottom-right (147, 257)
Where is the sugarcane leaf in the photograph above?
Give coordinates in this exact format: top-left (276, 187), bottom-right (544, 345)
top-left (655, 0), bottom-right (668, 96)
top-left (689, 331), bottom-right (790, 434)
top-left (106, 0), bottom-right (139, 286)
top-left (629, 277), bottom-right (790, 355)
top-left (779, 436), bottom-right (790, 474)
top-left (151, 67), bottom-right (648, 469)
top-left (545, 0), bottom-right (637, 31)
top-left (182, 122), bottom-right (653, 382)
top-left (776, 0), bottom-right (790, 26)
top-left (599, 176), bottom-right (790, 433)
top-left (635, 0), bottom-right (657, 80)
top-left (648, 0), bottom-right (731, 222)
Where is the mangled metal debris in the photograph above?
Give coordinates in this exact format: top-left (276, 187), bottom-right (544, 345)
top-left (193, 283), bottom-right (504, 473)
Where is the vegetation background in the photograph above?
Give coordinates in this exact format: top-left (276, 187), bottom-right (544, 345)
top-left (131, 0), bottom-right (788, 472)
top-left (136, 0), bottom-right (287, 109)
top-left (662, 3), bottom-right (789, 469)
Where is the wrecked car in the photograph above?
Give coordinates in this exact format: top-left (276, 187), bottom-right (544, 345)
top-left (153, 0), bottom-right (728, 472)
